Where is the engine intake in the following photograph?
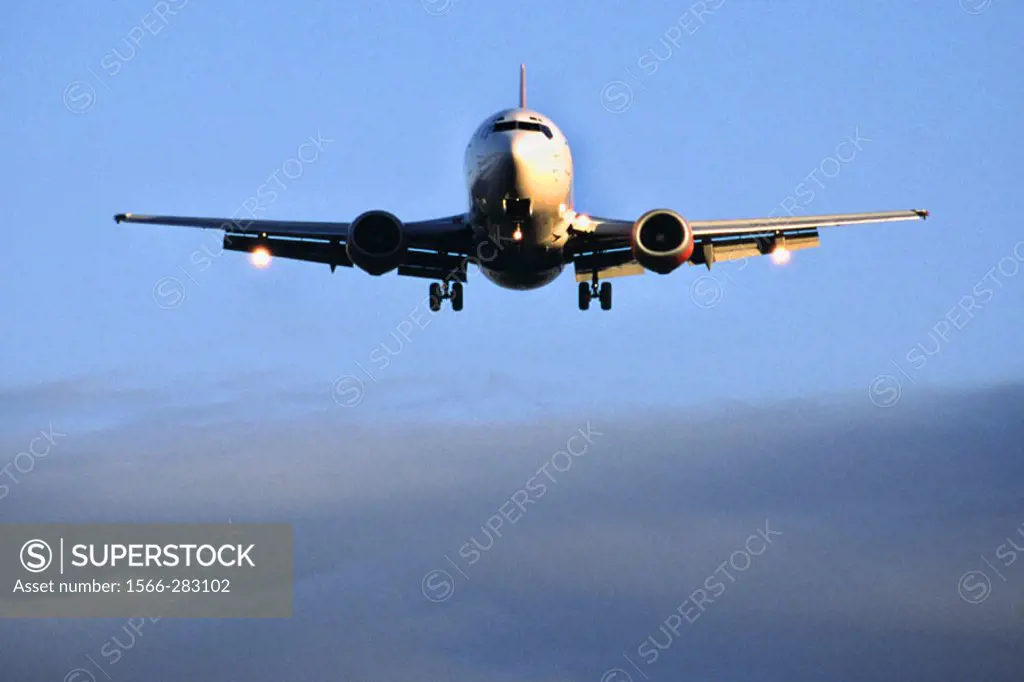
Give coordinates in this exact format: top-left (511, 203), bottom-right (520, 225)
top-left (631, 209), bottom-right (695, 274)
top-left (346, 210), bottom-right (408, 275)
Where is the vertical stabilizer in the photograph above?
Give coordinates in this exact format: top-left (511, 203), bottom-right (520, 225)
top-left (519, 64), bottom-right (527, 109)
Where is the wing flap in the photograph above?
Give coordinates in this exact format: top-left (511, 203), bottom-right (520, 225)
top-left (574, 260), bottom-right (645, 282)
top-left (222, 233), bottom-right (353, 269)
top-left (397, 264), bottom-right (467, 282)
top-left (222, 233), bottom-right (469, 279)
top-left (691, 231), bottom-right (821, 267)
top-left (572, 249), bottom-right (643, 282)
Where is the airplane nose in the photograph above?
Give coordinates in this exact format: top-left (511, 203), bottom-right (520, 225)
top-left (478, 129), bottom-right (556, 210)
top-left (508, 132), bottom-right (536, 168)
top-left (486, 132), bottom-right (531, 184)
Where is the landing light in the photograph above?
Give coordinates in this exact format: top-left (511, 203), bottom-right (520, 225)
top-left (512, 227), bottom-right (523, 241)
top-left (250, 247), bottom-right (272, 268)
top-left (771, 247), bottom-right (791, 265)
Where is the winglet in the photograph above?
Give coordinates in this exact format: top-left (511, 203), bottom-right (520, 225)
top-left (914, 209), bottom-right (930, 219)
top-left (519, 64), bottom-right (526, 109)
top-left (114, 213), bottom-right (130, 223)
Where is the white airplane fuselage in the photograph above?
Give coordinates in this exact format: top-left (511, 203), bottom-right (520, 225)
top-left (463, 108), bottom-right (575, 289)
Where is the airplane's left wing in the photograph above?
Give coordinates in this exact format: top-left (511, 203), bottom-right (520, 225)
top-left (113, 212), bottom-right (473, 279)
top-left (569, 208), bottom-right (929, 279)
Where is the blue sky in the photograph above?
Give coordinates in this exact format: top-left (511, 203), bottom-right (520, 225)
top-left (2, 2), bottom-right (1023, 680)
top-left (2, 0), bottom-right (1022, 413)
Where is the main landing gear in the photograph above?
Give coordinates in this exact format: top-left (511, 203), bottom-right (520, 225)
top-left (578, 273), bottom-right (612, 311)
top-left (429, 281), bottom-right (463, 312)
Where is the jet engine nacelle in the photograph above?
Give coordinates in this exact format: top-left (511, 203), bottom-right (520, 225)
top-left (630, 209), bottom-right (695, 274)
top-left (346, 210), bottom-right (409, 275)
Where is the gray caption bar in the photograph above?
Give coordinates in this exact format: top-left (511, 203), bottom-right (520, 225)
top-left (1, 524), bottom-right (293, 618)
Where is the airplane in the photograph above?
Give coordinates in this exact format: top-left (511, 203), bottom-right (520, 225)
top-left (114, 64), bottom-right (929, 312)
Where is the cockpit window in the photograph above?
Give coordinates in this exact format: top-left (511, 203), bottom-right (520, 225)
top-left (520, 121), bottom-right (554, 139)
top-left (491, 120), bottom-right (553, 139)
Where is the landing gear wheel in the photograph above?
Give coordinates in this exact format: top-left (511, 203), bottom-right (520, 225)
top-left (599, 282), bottom-right (612, 311)
top-left (429, 283), bottom-right (443, 312)
top-left (451, 282), bottom-right (464, 311)
top-left (578, 282), bottom-right (590, 311)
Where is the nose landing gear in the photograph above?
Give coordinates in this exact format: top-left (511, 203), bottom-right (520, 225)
top-left (578, 273), bottom-right (612, 311)
top-left (429, 281), bottom-right (464, 312)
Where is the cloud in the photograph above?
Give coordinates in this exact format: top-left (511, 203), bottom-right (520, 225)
top-left (1, 378), bottom-right (1022, 681)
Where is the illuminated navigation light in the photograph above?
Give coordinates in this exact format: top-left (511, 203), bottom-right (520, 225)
top-left (250, 247), bottom-right (272, 268)
top-left (771, 247), bottom-right (791, 265)
top-left (512, 227), bottom-right (523, 241)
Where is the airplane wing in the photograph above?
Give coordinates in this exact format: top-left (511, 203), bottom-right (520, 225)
top-left (113, 212), bottom-right (473, 280)
top-left (570, 208), bottom-right (929, 279)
